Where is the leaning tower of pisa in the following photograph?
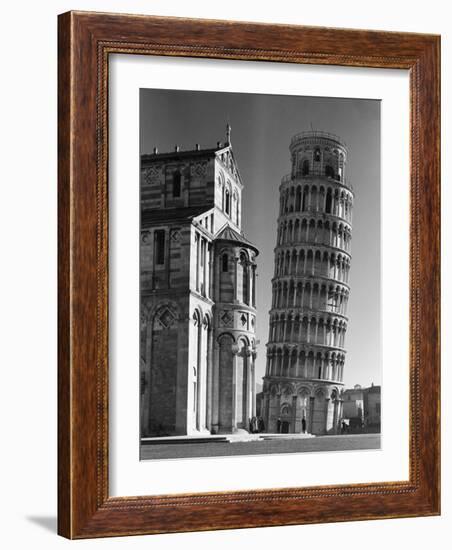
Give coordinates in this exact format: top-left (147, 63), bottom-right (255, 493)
top-left (262, 131), bottom-right (354, 435)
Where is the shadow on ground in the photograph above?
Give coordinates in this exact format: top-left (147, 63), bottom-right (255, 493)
top-left (26, 516), bottom-right (57, 534)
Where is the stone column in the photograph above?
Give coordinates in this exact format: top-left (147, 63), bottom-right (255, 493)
top-left (309, 396), bottom-right (315, 433)
top-left (215, 254), bottom-right (221, 302)
top-left (199, 319), bottom-right (208, 431)
top-left (291, 395), bottom-right (297, 433)
top-left (195, 233), bottom-right (200, 292)
top-left (206, 324), bottom-right (214, 431)
top-left (206, 242), bottom-right (212, 299)
top-left (245, 348), bottom-right (252, 426)
top-left (324, 397), bottom-right (331, 434)
top-left (332, 397), bottom-right (339, 434)
top-left (211, 341), bottom-right (220, 433)
top-left (252, 264), bottom-right (256, 307)
top-left (338, 399), bottom-right (344, 427)
top-left (247, 262), bottom-right (252, 306)
top-left (234, 255), bottom-right (239, 302)
top-left (251, 352), bottom-right (257, 417)
top-left (202, 238), bottom-right (207, 296)
top-left (264, 392), bottom-right (270, 432)
top-left (231, 345), bottom-right (239, 431)
top-left (275, 392), bottom-right (282, 432)
top-left (165, 228), bottom-right (171, 287)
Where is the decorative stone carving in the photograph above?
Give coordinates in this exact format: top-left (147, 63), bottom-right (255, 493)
top-left (282, 384), bottom-right (294, 397)
top-left (157, 307), bottom-right (176, 329)
top-left (220, 310), bottom-right (233, 327)
top-left (141, 230), bottom-right (151, 244)
top-left (193, 162), bottom-right (206, 176)
top-left (170, 229), bottom-right (181, 242)
top-left (143, 167), bottom-right (159, 185)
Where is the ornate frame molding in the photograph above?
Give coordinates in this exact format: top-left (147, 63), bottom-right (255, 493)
top-left (58, 11), bottom-right (440, 538)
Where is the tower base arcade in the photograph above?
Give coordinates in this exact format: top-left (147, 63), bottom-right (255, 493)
top-left (262, 380), bottom-right (343, 435)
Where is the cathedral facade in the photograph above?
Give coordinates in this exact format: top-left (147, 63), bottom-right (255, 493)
top-left (262, 131), bottom-right (354, 435)
top-left (140, 127), bottom-right (259, 438)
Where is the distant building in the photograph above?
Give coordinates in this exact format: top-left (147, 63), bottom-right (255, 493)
top-left (363, 383), bottom-right (381, 431)
top-left (140, 126), bottom-right (259, 437)
top-left (341, 383), bottom-right (381, 433)
top-left (256, 391), bottom-right (264, 418)
top-left (342, 384), bottom-right (365, 431)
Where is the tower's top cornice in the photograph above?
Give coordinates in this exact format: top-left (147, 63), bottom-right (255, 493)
top-left (290, 130), bottom-right (347, 150)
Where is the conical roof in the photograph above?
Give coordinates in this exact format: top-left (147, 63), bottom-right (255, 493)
top-left (215, 224), bottom-right (259, 255)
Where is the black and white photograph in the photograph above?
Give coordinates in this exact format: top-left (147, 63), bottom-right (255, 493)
top-left (0, 0), bottom-right (445, 545)
top-left (139, 88), bottom-right (381, 460)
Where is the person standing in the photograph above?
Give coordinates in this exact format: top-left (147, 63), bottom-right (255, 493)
top-left (301, 417), bottom-right (307, 434)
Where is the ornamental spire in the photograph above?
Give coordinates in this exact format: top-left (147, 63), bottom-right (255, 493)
top-left (226, 122), bottom-right (231, 145)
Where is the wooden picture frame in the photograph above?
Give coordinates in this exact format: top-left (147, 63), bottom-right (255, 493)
top-left (58, 10), bottom-right (440, 539)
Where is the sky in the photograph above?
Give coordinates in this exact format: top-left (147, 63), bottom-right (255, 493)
top-left (140, 89), bottom-right (381, 389)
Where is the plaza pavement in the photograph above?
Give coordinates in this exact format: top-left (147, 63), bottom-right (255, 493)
top-left (140, 433), bottom-right (380, 460)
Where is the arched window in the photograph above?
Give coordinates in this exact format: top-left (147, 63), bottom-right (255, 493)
top-left (326, 188), bottom-right (332, 214)
top-left (222, 253), bottom-right (228, 272)
top-left (302, 187), bottom-right (309, 211)
top-left (314, 148), bottom-right (321, 162)
top-left (154, 230), bottom-right (165, 265)
top-left (218, 334), bottom-right (234, 427)
top-left (240, 252), bottom-right (249, 304)
top-left (173, 171), bottom-right (181, 197)
top-left (325, 165), bottom-right (335, 179)
top-left (295, 186), bottom-right (302, 211)
top-left (302, 159), bottom-right (310, 176)
top-left (225, 189), bottom-right (231, 215)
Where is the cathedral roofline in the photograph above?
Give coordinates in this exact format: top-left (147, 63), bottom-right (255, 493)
top-left (142, 124), bottom-right (235, 161)
top-left (141, 145), bottom-right (223, 162)
top-left (141, 205), bottom-right (212, 226)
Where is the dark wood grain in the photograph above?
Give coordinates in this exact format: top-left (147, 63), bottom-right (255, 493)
top-left (57, 10), bottom-right (72, 539)
top-left (58, 10), bottom-right (440, 539)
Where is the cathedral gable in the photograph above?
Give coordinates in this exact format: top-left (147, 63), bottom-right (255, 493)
top-left (216, 147), bottom-right (242, 186)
